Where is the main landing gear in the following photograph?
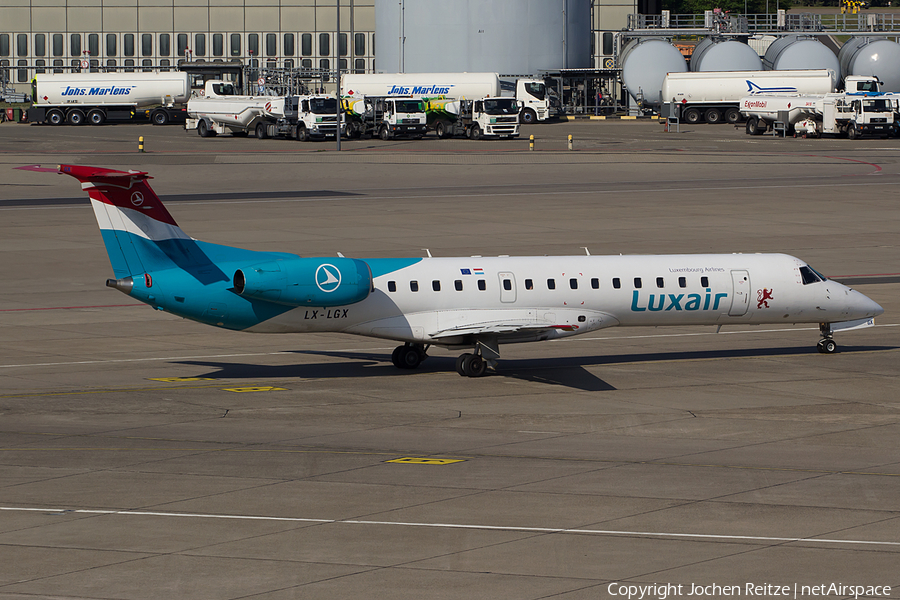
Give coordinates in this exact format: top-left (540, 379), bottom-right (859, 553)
top-left (817, 323), bottom-right (838, 354)
top-left (391, 343), bottom-right (427, 369)
top-left (388, 339), bottom-right (499, 377)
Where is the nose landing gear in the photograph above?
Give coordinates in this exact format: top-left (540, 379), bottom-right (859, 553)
top-left (817, 323), bottom-right (838, 354)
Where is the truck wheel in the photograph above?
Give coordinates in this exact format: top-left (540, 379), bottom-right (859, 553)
top-left (198, 120), bottom-right (216, 138)
top-left (66, 109), bottom-right (85, 126)
top-left (848, 124), bottom-right (859, 140)
top-left (704, 108), bottom-right (722, 124)
top-left (435, 121), bottom-right (447, 138)
top-left (379, 126), bottom-right (391, 141)
top-left (87, 110), bottom-right (105, 126)
top-left (724, 108), bottom-right (741, 124)
top-left (46, 109), bottom-right (64, 126)
top-left (296, 125), bottom-right (309, 142)
top-left (151, 110), bottom-right (169, 126)
top-left (471, 124), bottom-right (482, 140)
top-left (520, 108), bottom-right (536, 124)
top-left (255, 122), bottom-right (268, 139)
top-left (683, 108), bottom-right (701, 124)
top-left (745, 117), bottom-right (759, 135)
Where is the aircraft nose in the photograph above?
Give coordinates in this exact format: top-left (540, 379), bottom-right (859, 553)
top-left (851, 289), bottom-right (884, 318)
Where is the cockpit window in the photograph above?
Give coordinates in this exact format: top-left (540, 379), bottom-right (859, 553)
top-left (799, 265), bottom-right (826, 285)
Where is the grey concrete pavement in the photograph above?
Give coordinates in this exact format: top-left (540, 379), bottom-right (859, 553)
top-left (0, 119), bottom-right (898, 599)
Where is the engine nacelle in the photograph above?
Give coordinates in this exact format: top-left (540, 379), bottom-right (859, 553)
top-left (234, 257), bottom-right (372, 307)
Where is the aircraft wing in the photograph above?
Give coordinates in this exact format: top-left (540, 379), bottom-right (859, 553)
top-left (429, 321), bottom-right (580, 340)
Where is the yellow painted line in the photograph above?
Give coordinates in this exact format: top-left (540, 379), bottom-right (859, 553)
top-left (386, 457), bottom-right (466, 465)
top-left (590, 115), bottom-right (606, 120)
top-left (620, 115), bottom-right (637, 120)
top-left (222, 386), bottom-right (287, 393)
top-left (148, 377), bottom-right (215, 382)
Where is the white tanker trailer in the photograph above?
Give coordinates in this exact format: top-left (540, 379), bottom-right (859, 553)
top-left (28, 72), bottom-right (190, 126)
top-left (341, 72), bottom-right (549, 123)
top-left (184, 80), bottom-right (278, 137)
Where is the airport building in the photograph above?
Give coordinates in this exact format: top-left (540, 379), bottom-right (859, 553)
top-left (0, 0), bottom-right (630, 90)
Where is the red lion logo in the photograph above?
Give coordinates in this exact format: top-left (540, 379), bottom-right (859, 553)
top-left (757, 288), bottom-right (774, 309)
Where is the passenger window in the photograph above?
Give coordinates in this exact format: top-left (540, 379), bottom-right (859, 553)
top-left (410, 281), bottom-right (418, 292)
top-left (591, 278), bottom-right (599, 289)
top-left (387, 281), bottom-right (396, 292)
top-left (547, 279), bottom-right (556, 290)
top-left (678, 277), bottom-right (686, 288)
top-left (570, 278), bottom-right (578, 290)
top-left (634, 277), bottom-right (642, 289)
top-left (503, 279), bottom-right (512, 291)
top-left (432, 280), bottom-right (441, 291)
top-left (477, 279), bottom-right (486, 291)
top-left (612, 278), bottom-right (621, 289)
top-left (525, 279), bottom-right (533, 290)
top-left (454, 280), bottom-right (463, 291)
top-left (656, 277), bottom-right (664, 288)
top-left (701, 276), bottom-right (709, 287)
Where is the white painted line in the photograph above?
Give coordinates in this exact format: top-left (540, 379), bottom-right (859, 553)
top-left (1, 506), bottom-right (897, 547)
top-left (566, 322), bottom-right (900, 344)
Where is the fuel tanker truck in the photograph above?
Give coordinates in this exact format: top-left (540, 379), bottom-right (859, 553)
top-left (341, 72), bottom-right (549, 124)
top-left (27, 71), bottom-right (190, 125)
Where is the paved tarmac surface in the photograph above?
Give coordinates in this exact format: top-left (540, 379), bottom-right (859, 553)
top-left (0, 119), bottom-right (898, 600)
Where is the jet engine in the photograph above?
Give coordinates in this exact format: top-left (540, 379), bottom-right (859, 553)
top-left (234, 257), bottom-right (372, 307)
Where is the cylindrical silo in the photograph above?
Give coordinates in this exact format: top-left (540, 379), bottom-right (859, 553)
top-left (690, 37), bottom-right (762, 72)
top-left (839, 37), bottom-right (900, 92)
top-left (620, 38), bottom-right (688, 107)
top-left (764, 35), bottom-right (840, 75)
top-left (374, 0), bottom-right (591, 75)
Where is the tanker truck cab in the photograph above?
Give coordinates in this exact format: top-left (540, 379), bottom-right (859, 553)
top-left (517, 78), bottom-right (549, 123)
top-left (377, 97), bottom-right (427, 140)
top-left (823, 94), bottom-right (894, 138)
top-left (293, 95), bottom-right (341, 141)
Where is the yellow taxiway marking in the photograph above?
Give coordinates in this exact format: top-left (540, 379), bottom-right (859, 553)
top-left (385, 457), bottom-right (466, 465)
top-left (221, 386), bottom-right (287, 393)
top-left (147, 377), bottom-right (216, 382)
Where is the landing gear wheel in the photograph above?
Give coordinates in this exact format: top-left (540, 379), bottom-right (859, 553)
top-left (455, 353), bottom-right (487, 377)
top-left (391, 344), bottom-right (425, 369)
top-left (87, 109), bottom-right (105, 126)
top-left (817, 339), bottom-right (837, 354)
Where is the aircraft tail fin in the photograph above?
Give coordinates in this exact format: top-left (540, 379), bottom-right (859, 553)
top-left (58, 164), bottom-right (191, 279)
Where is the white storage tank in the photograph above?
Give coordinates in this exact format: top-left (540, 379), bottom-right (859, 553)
top-left (764, 35), bottom-right (840, 74)
top-left (690, 37), bottom-right (762, 72)
top-left (839, 37), bottom-right (900, 92)
top-left (374, 0), bottom-right (591, 75)
top-left (621, 38), bottom-right (688, 107)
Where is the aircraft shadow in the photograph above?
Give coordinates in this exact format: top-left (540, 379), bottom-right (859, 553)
top-left (174, 344), bottom-right (895, 393)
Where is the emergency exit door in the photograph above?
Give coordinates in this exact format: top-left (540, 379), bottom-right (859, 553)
top-left (729, 270), bottom-right (750, 316)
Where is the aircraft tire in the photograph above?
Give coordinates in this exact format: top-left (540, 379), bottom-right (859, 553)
top-left (455, 354), bottom-right (470, 376)
top-left (818, 339), bottom-right (837, 354)
top-left (466, 355), bottom-right (486, 377)
top-left (391, 346), bottom-right (405, 368)
top-left (400, 346), bottom-right (423, 369)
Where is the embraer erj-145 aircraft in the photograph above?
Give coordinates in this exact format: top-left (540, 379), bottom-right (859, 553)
top-left (42, 164), bottom-right (884, 377)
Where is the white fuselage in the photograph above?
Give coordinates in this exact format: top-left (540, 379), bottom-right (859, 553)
top-left (245, 253), bottom-right (882, 348)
